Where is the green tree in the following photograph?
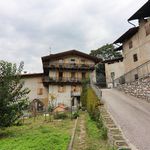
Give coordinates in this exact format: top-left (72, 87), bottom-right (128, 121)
top-left (0, 61), bottom-right (30, 127)
top-left (90, 44), bottom-right (122, 87)
top-left (90, 43), bottom-right (122, 60)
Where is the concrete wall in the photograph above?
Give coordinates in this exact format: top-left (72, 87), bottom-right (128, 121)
top-left (22, 76), bottom-right (48, 108)
top-left (123, 19), bottom-right (150, 74)
top-left (105, 61), bottom-right (125, 88)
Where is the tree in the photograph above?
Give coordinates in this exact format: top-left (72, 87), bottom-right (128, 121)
top-left (90, 44), bottom-right (122, 87)
top-left (0, 61), bottom-right (30, 127)
top-left (90, 43), bottom-right (122, 60)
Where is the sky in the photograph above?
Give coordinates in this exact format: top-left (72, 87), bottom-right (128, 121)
top-left (0, 0), bottom-right (148, 73)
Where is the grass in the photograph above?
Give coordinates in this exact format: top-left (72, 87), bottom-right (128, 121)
top-left (85, 113), bottom-right (116, 150)
top-left (0, 116), bottom-right (74, 150)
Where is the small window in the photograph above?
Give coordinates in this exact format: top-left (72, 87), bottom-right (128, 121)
top-left (70, 58), bottom-right (75, 62)
top-left (133, 54), bottom-right (138, 62)
top-left (71, 72), bottom-right (76, 79)
top-left (129, 41), bottom-right (133, 49)
top-left (134, 74), bottom-right (138, 80)
top-left (72, 98), bottom-right (74, 106)
top-left (58, 85), bottom-right (65, 93)
top-left (111, 72), bottom-right (115, 79)
top-left (72, 85), bottom-right (78, 92)
top-left (145, 23), bottom-right (150, 36)
top-left (37, 88), bottom-right (43, 95)
top-left (82, 72), bottom-right (86, 79)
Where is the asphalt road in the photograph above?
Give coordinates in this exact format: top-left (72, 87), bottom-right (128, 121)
top-left (102, 89), bottom-right (150, 150)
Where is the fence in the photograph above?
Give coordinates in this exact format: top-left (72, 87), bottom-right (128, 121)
top-left (114, 60), bottom-right (150, 85)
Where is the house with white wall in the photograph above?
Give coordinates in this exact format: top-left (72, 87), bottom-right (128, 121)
top-left (22, 50), bottom-right (100, 111)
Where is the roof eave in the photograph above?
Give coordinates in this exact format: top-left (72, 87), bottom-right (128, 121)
top-left (128, 1), bottom-right (150, 21)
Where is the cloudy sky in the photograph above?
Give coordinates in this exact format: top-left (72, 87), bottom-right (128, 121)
top-left (0, 0), bottom-right (147, 73)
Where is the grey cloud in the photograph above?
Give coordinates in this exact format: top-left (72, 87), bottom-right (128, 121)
top-left (0, 0), bottom-right (147, 72)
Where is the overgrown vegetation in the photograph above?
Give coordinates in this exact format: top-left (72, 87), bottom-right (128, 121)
top-left (90, 43), bottom-right (122, 60)
top-left (86, 113), bottom-right (115, 150)
top-left (80, 79), bottom-right (89, 108)
top-left (0, 61), bottom-right (30, 128)
top-left (90, 43), bottom-right (122, 87)
top-left (0, 116), bottom-right (74, 150)
top-left (80, 83), bottom-right (108, 140)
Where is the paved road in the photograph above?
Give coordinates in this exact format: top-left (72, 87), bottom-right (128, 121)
top-left (102, 89), bottom-right (150, 150)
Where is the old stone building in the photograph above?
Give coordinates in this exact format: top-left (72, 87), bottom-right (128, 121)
top-left (21, 50), bottom-right (100, 110)
top-left (113, 0), bottom-right (150, 100)
top-left (114, 0), bottom-right (150, 83)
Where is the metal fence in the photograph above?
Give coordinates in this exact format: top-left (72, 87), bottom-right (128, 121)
top-left (114, 60), bottom-right (150, 85)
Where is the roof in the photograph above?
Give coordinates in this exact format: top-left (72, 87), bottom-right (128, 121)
top-left (128, 1), bottom-right (150, 21)
top-left (114, 45), bottom-right (123, 51)
top-left (41, 50), bottom-right (101, 64)
top-left (113, 27), bottom-right (139, 44)
top-left (21, 73), bottom-right (43, 78)
top-left (102, 57), bottom-right (123, 64)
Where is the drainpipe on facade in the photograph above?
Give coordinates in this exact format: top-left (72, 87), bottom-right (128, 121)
top-left (128, 20), bottom-right (136, 27)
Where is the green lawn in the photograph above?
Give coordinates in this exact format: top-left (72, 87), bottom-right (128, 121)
top-left (0, 116), bottom-right (74, 150)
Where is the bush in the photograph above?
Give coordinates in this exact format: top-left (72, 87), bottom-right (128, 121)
top-left (54, 112), bottom-right (68, 119)
top-left (96, 117), bottom-right (103, 129)
top-left (72, 112), bottom-right (79, 119)
top-left (100, 126), bottom-right (107, 140)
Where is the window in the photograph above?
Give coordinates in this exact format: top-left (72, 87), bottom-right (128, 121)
top-left (145, 23), bottom-right (150, 36)
top-left (71, 72), bottom-right (76, 79)
top-left (111, 72), bottom-right (115, 79)
top-left (134, 74), bottom-right (138, 80)
top-left (58, 85), bottom-right (65, 92)
top-left (133, 54), bottom-right (138, 62)
top-left (59, 72), bottom-right (63, 80)
top-left (70, 58), bottom-right (75, 62)
top-left (72, 98), bottom-right (75, 106)
top-left (129, 41), bottom-right (133, 49)
top-left (37, 88), bottom-right (43, 95)
top-left (82, 72), bottom-right (86, 79)
top-left (72, 85), bottom-right (78, 92)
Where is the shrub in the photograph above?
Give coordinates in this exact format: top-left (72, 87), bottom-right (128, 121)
top-left (54, 112), bottom-right (68, 119)
top-left (100, 126), bottom-right (108, 140)
top-left (72, 112), bottom-right (79, 119)
top-left (96, 117), bottom-right (103, 129)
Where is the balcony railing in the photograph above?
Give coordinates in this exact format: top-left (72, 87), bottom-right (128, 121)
top-left (114, 60), bottom-right (150, 85)
top-left (43, 63), bottom-right (95, 70)
top-left (43, 76), bottom-right (83, 84)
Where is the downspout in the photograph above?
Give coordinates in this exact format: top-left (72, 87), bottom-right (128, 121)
top-left (128, 20), bottom-right (136, 27)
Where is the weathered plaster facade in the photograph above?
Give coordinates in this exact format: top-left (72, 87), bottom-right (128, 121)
top-left (22, 50), bottom-right (100, 110)
top-left (21, 74), bottom-right (48, 109)
top-left (123, 19), bottom-right (150, 75)
top-left (105, 59), bottom-right (125, 88)
top-left (113, 1), bottom-right (150, 100)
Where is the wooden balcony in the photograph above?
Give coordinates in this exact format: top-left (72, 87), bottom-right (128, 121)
top-left (43, 63), bottom-right (95, 70)
top-left (43, 76), bottom-right (83, 85)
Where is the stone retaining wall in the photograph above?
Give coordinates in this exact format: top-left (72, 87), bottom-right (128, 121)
top-left (117, 75), bottom-right (150, 101)
top-left (99, 106), bottom-right (131, 150)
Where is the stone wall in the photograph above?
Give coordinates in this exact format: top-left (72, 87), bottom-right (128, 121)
top-left (117, 75), bottom-right (150, 101)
